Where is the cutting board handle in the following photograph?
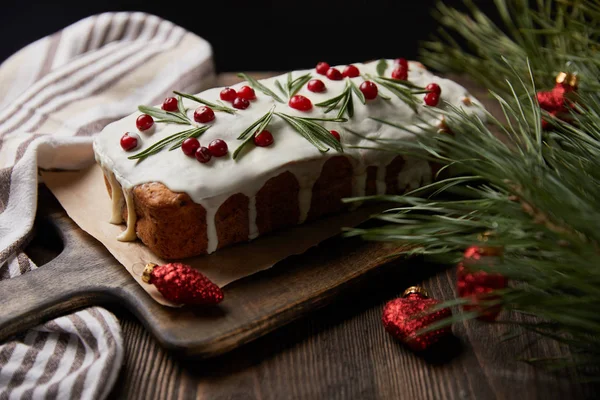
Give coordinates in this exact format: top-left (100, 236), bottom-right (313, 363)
top-left (0, 214), bottom-right (128, 343)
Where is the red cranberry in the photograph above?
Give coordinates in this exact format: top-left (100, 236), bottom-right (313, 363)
top-left (208, 139), bottom-right (228, 157)
top-left (316, 62), bottom-right (330, 75)
top-left (162, 97), bottom-right (178, 111)
top-left (424, 92), bottom-right (440, 106)
top-left (220, 87), bottom-right (237, 102)
top-left (359, 81), bottom-right (378, 100)
top-left (330, 130), bottom-right (341, 141)
top-left (237, 86), bottom-right (256, 100)
top-left (254, 130), bottom-right (274, 147)
top-left (391, 67), bottom-right (408, 81)
top-left (307, 79), bottom-right (326, 93)
top-left (136, 114), bottom-right (154, 131)
top-left (181, 137), bottom-right (200, 156)
top-left (195, 146), bottom-right (212, 163)
top-left (289, 95), bottom-right (313, 111)
top-left (394, 58), bottom-right (408, 70)
top-left (342, 65), bottom-right (360, 78)
top-left (233, 97), bottom-right (250, 110)
top-left (194, 106), bottom-right (215, 123)
top-left (326, 68), bottom-right (343, 81)
top-left (120, 132), bottom-right (139, 151)
top-left (426, 83), bottom-right (441, 95)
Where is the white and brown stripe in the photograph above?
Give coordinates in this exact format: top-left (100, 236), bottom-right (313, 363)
top-left (0, 11), bottom-right (214, 399)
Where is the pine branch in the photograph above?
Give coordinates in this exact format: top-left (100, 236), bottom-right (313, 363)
top-left (345, 27), bottom-right (600, 374)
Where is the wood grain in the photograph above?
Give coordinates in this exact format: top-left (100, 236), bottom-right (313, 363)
top-left (18, 73), bottom-right (598, 399)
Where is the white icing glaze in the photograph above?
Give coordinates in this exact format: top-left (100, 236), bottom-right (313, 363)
top-left (106, 170), bottom-right (124, 224)
top-left (93, 60), bottom-right (485, 252)
top-left (117, 188), bottom-right (137, 242)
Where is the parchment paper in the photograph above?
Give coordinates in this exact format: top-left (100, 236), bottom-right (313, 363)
top-left (41, 164), bottom-right (387, 307)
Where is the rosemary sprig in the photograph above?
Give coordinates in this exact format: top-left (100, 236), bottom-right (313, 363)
top-left (233, 107), bottom-right (275, 160)
top-left (128, 125), bottom-right (210, 162)
top-left (275, 73), bottom-right (313, 99)
top-left (315, 80), bottom-right (360, 119)
top-left (274, 112), bottom-right (344, 153)
top-left (376, 59), bottom-right (388, 76)
top-left (173, 91), bottom-right (237, 114)
top-left (365, 74), bottom-right (424, 112)
top-left (233, 109), bottom-right (345, 160)
top-left (138, 105), bottom-right (191, 125)
top-left (237, 73), bottom-right (285, 103)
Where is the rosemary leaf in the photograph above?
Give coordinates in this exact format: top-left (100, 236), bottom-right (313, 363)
top-left (168, 125), bottom-right (210, 150)
top-left (288, 73), bottom-right (312, 97)
top-left (173, 91), bottom-right (236, 114)
top-left (128, 126), bottom-right (210, 162)
top-left (350, 80), bottom-right (366, 104)
top-left (138, 105), bottom-right (189, 125)
top-left (275, 80), bottom-right (287, 97)
top-left (376, 59), bottom-right (388, 76)
top-left (233, 108), bottom-right (275, 160)
top-left (237, 107), bottom-right (275, 140)
top-left (275, 112), bottom-right (343, 153)
top-left (237, 73), bottom-right (285, 103)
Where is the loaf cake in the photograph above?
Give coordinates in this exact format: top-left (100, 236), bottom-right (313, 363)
top-left (93, 59), bottom-right (484, 259)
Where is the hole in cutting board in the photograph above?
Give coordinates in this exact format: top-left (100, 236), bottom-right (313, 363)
top-left (23, 185), bottom-right (65, 266)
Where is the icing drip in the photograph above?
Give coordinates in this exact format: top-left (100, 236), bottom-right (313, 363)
top-left (288, 159), bottom-right (328, 224)
top-left (106, 171), bottom-right (125, 224)
top-left (117, 188), bottom-right (137, 242)
top-left (202, 197), bottom-right (220, 254)
top-left (248, 195), bottom-right (258, 240)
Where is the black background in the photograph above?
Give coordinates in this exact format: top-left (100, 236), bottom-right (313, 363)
top-left (0, 0), bottom-right (497, 72)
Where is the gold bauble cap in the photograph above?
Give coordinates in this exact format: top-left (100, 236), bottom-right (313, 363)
top-left (142, 263), bottom-right (157, 283)
top-left (556, 71), bottom-right (578, 88)
top-left (402, 286), bottom-right (429, 298)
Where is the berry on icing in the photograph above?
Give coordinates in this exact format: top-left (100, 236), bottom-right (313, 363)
top-left (136, 114), bottom-right (154, 131)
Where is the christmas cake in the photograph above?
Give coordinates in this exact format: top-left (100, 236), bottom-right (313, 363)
top-left (93, 59), bottom-right (484, 259)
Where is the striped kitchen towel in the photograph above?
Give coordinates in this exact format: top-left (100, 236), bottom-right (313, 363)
top-left (0, 12), bottom-right (215, 399)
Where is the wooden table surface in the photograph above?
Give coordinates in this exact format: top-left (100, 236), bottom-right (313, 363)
top-left (28, 73), bottom-right (599, 399)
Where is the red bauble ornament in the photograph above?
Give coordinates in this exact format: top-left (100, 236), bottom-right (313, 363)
top-left (289, 94), bottom-right (313, 111)
top-left (254, 130), bottom-right (274, 147)
top-left (237, 85), bottom-right (256, 100)
top-left (457, 245), bottom-right (507, 321)
top-left (220, 87), bottom-right (237, 102)
top-left (426, 83), bottom-right (441, 95)
top-left (382, 286), bottom-right (452, 351)
top-left (195, 146), bottom-right (212, 163)
top-left (326, 67), bottom-right (343, 81)
top-left (181, 137), bottom-right (200, 156)
top-left (120, 132), bottom-right (139, 151)
top-left (424, 92), bottom-right (440, 107)
top-left (391, 67), bottom-right (408, 81)
top-left (233, 97), bottom-right (250, 110)
top-left (536, 72), bottom-right (578, 129)
top-left (307, 79), bottom-right (326, 93)
top-left (394, 58), bottom-right (408, 70)
top-left (142, 263), bottom-right (223, 305)
top-left (329, 130), bottom-right (341, 141)
top-left (342, 64), bottom-right (360, 78)
top-left (194, 106), bottom-right (215, 123)
top-left (136, 114), bottom-right (154, 131)
top-left (359, 81), bottom-right (378, 100)
top-left (316, 61), bottom-right (330, 75)
top-left (162, 97), bottom-right (178, 111)
top-left (208, 139), bottom-right (228, 157)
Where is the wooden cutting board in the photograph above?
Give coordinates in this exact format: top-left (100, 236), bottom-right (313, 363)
top-left (0, 187), bottom-right (408, 358)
